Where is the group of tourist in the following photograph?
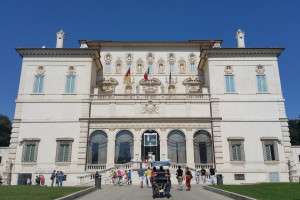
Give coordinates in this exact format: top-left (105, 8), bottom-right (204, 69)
top-left (195, 167), bottom-right (216, 185)
top-left (110, 168), bottom-right (132, 185)
top-left (50, 170), bottom-right (65, 187)
top-left (134, 165), bottom-right (217, 191)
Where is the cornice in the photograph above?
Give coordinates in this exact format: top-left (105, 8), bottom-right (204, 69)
top-left (199, 48), bottom-right (284, 69)
top-left (16, 48), bottom-right (100, 59)
top-left (80, 40), bottom-right (223, 48)
top-left (201, 48), bottom-right (284, 58)
top-left (79, 117), bottom-right (222, 123)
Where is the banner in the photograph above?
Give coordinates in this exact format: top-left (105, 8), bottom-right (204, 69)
top-left (144, 132), bottom-right (157, 146)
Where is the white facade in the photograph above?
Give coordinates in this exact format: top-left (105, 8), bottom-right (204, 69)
top-left (4, 31), bottom-right (295, 185)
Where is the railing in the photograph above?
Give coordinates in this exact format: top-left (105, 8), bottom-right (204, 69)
top-left (91, 93), bottom-right (210, 101)
top-left (195, 163), bottom-right (214, 170)
top-left (170, 163), bottom-right (187, 169)
top-left (86, 164), bottom-right (107, 171)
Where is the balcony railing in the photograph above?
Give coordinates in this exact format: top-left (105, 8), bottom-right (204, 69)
top-left (86, 164), bottom-right (107, 171)
top-left (195, 163), bottom-right (214, 169)
top-left (91, 93), bottom-right (210, 101)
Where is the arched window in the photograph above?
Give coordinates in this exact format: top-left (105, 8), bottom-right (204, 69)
top-left (33, 66), bottom-right (45, 93)
top-left (115, 130), bottom-right (134, 164)
top-left (65, 67), bottom-right (76, 93)
top-left (224, 66), bottom-right (235, 93)
top-left (167, 130), bottom-right (186, 163)
top-left (194, 130), bottom-right (213, 164)
top-left (88, 131), bottom-right (108, 164)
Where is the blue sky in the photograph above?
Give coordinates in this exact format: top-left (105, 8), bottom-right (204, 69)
top-left (0, 0), bottom-right (299, 119)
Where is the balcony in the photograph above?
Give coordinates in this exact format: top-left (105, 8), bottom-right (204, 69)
top-left (91, 93), bottom-right (210, 101)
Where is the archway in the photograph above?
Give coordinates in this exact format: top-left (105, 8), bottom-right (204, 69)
top-left (115, 130), bottom-right (134, 164)
top-left (88, 130), bottom-right (108, 164)
top-left (194, 130), bottom-right (213, 164)
top-left (167, 130), bottom-right (186, 163)
top-left (141, 130), bottom-right (160, 161)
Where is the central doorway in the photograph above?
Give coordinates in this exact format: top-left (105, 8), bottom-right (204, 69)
top-left (141, 130), bottom-right (160, 161)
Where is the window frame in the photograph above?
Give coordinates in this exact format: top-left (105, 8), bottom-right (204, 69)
top-left (56, 139), bottom-right (73, 163)
top-left (65, 74), bottom-right (76, 94)
top-left (228, 138), bottom-right (245, 162)
top-left (33, 74), bottom-right (44, 94)
top-left (256, 74), bottom-right (268, 93)
top-left (261, 139), bottom-right (279, 162)
top-left (22, 140), bottom-right (39, 163)
top-left (224, 74), bottom-right (236, 93)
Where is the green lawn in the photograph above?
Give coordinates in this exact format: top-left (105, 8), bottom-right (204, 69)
top-left (214, 183), bottom-right (300, 200)
top-left (0, 186), bottom-right (87, 200)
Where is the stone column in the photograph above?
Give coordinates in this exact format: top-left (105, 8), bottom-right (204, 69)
top-left (106, 130), bottom-right (116, 168)
top-left (133, 129), bottom-right (142, 162)
top-left (186, 129), bottom-right (195, 168)
top-left (160, 129), bottom-right (168, 160)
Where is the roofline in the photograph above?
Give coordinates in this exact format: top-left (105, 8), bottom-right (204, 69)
top-left (198, 48), bottom-right (284, 69)
top-left (16, 48), bottom-right (100, 58)
top-left (16, 48), bottom-right (102, 69)
top-left (79, 39), bottom-right (223, 48)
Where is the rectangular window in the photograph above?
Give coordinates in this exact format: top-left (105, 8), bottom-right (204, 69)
top-left (234, 174), bottom-right (245, 180)
top-left (257, 75), bottom-right (268, 93)
top-left (33, 75), bottom-right (44, 93)
top-left (262, 140), bottom-right (279, 161)
top-left (225, 75), bottom-right (236, 93)
top-left (298, 155), bottom-right (300, 162)
top-left (0, 156), bottom-right (2, 164)
top-left (56, 141), bottom-right (72, 162)
top-left (22, 142), bottom-right (38, 162)
top-left (228, 139), bottom-right (245, 161)
top-left (65, 74), bottom-right (76, 93)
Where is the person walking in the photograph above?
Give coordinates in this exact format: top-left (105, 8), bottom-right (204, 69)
top-left (200, 167), bottom-right (206, 184)
top-left (176, 166), bottom-right (183, 191)
top-left (117, 168), bottom-right (123, 186)
top-left (127, 170), bottom-right (132, 185)
top-left (50, 170), bottom-right (56, 187)
top-left (40, 175), bottom-right (45, 186)
top-left (185, 167), bottom-right (193, 191)
top-left (138, 165), bottom-right (145, 188)
top-left (95, 171), bottom-right (101, 189)
top-left (209, 168), bottom-right (216, 185)
top-left (195, 170), bottom-right (200, 184)
top-left (165, 169), bottom-right (172, 198)
top-left (35, 175), bottom-right (40, 186)
top-left (146, 167), bottom-right (152, 187)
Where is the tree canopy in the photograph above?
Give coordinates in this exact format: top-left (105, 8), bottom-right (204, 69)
top-left (0, 115), bottom-right (12, 146)
top-left (289, 117), bottom-right (300, 145)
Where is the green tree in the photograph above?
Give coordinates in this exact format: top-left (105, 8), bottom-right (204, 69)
top-left (289, 117), bottom-right (300, 145)
top-left (0, 115), bottom-right (12, 146)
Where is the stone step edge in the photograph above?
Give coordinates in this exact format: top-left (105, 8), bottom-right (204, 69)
top-left (203, 185), bottom-right (257, 200)
top-left (54, 186), bottom-right (96, 200)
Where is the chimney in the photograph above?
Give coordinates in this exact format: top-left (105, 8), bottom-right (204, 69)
top-left (236, 29), bottom-right (245, 48)
top-left (56, 29), bottom-right (65, 48)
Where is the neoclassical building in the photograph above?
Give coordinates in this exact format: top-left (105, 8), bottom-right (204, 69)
top-left (4, 30), bottom-right (294, 185)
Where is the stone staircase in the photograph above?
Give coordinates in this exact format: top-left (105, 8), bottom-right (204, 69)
top-left (77, 162), bottom-right (213, 187)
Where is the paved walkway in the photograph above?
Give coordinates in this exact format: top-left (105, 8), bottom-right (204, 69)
top-left (78, 185), bottom-right (233, 200)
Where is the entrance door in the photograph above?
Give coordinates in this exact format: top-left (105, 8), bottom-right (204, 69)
top-left (141, 130), bottom-right (160, 161)
top-left (199, 142), bottom-right (207, 163)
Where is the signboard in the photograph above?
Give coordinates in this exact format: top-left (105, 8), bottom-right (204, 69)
top-left (144, 132), bottom-right (157, 147)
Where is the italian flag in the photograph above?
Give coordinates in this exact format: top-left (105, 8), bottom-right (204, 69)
top-left (144, 66), bottom-right (150, 80)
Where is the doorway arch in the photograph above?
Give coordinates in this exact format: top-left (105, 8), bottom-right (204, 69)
top-left (88, 130), bottom-right (108, 164)
top-left (141, 130), bottom-right (160, 161)
top-left (193, 130), bottom-right (213, 164)
top-left (167, 130), bottom-right (186, 163)
top-left (115, 130), bottom-right (134, 164)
